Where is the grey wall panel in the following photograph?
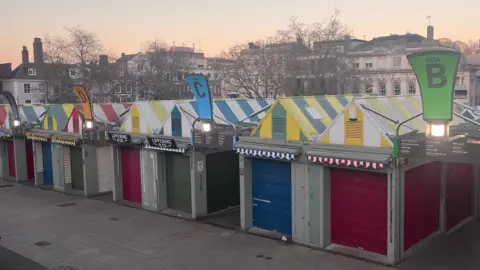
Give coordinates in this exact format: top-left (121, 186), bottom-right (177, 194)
top-left (13, 138), bottom-right (27, 181)
top-left (292, 162), bottom-right (308, 244)
top-left (191, 151), bottom-right (207, 219)
top-left (51, 144), bottom-right (65, 191)
top-left (156, 152), bottom-right (167, 210)
top-left (141, 150), bottom-right (158, 211)
top-left (240, 155), bottom-right (253, 230)
top-left (319, 166), bottom-right (331, 248)
top-left (112, 145), bottom-right (123, 202)
top-left (96, 146), bottom-right (113, 193)
top-left (308, 164), bottom-right (321, 246)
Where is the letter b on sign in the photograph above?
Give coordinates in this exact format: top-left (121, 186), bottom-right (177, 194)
top-left (426, 63), bottom-right (447, 88)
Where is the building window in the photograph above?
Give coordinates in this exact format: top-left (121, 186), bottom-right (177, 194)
top-left (115, 84), bottom-right (121, 93)
top-left (24, 84), bottom-right (31, 93)
top-left (352, 63), bottom-right (359, 69)
top-left (0, 81), bottom-right (2, 91)
top-left (39, 99), bottom-right (45, 103)
top-left (56, 69), bottom-right (64, 76)
top-left (365, 63), bottom-right (373, 68)
top-left (53, 84), bottom-right (60, 94)
top-left (126, 83), bottom-right (132, 93)
top-left (25, 100), bottom-right (31, 104)
top-left (125, 96), bottom-right (132, 102)
top-left (379, 81), bottom-right (386, 96)
top-left (393, 81), bottom-right (401, 95)
top-left (39, 84), bottom-right (45, 93)
top-left (69, 70), bottom-right (76, 77)
top-left (28, 68), bottom-right (36, 75)
top-left (393, 56), bottom-right (402, 67)
top-left (116, 96), bottom-right (122, 102)
top-left (364, 80), bottom-right (373, 93)
top-left (408, 82), bottom-right (416, 94)
top-left (137, 63), bottom-right (145, 71)
top-left (117, 70), bottom-right (124, 76)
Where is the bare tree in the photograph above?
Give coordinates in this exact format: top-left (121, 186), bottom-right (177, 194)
top-left (41, 27), bottom-right (119, 103)
top-left (220, 10), bottom-right (358, 97)
top-left (439, 38), bottom-right (480, 56)
top-left (134, 38), bottom-right (193, 100)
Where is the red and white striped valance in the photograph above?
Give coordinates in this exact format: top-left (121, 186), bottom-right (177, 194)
top-left (307, 155), bottom-right (385, 169)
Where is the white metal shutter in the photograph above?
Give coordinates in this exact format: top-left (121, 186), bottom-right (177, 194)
top-left (63, 146), bottom-right (72, 184)
top-left (35, 142), bottom-right (43, 172)
top-left (96, 146), bottom-right (113, 192)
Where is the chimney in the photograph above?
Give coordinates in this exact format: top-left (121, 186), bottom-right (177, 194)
top-left (427, 25), bottom-right (434, 40)
top-left (21, 46), bottom-right (29, 63)
top-left (121, 52), bottom-right (126, 57)
top-left (248, 42), bottom-right (255, 49)
top-left (99, 55), bottom-right (108, 67)
top-left (33, 37), bottom-right (44, 64)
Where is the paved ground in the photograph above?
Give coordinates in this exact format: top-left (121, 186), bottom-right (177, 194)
top-left (0, 181), bottom-right (391, 270)
top-left (2, 180), bottom-right (480, 270)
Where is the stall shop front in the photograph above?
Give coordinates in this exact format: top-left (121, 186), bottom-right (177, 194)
top-left (50, 133), bottom-right (83, 194)
top-left (236, 137), bottom-right (302, 237)
top-left (109, 132), bottom-right (144, 205)
top-left (304, 144), bottom-right (393, 260)
top-left (158, 99), bottom-right (276, 220)
top-left (26, 130), bottom-right (55, 187)
top-left (141, 135), bottom-right (191, 213)
top-left (317, 95), bottom-right (475, 264)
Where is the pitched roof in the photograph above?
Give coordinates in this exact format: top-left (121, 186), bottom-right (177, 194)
top-left (42, 104), bottom-right (75, 131)
top-left (120, 100), bottom-right (183, 134)
top-left (318, 95), bottom-right (470, 148)
top-left (160, 98), bottom-right (274, 138)
top-left (251, 95), bottom-right (355, 141)
top-left (64, 103), bottom-right (132, 133)
top-left (117, 53), bottom-right (140, 62)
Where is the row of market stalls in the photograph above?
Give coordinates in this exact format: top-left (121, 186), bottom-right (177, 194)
top-left (1, 94), bottom-right (476, 265)
top-left (108, 98), bottom-right (274, 219)
top-left (236, 95), bottom-right (478, 264)
top-left (0, 103), bottom-right (131, 197)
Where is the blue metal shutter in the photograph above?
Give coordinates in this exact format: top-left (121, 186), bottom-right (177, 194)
top-left (42, 143), bottom-right (53, 185)
top-left (252, 158), bottom-right (292, 235)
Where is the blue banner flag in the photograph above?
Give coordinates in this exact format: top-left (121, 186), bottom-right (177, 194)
top-left (185, 74), bottom-right (213, 120)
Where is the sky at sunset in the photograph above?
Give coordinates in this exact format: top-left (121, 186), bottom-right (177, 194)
top-left (1, 0), bottom-right (479, 67)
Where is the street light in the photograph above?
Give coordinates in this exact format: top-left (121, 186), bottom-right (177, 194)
top-left (426, 122), bottom-right (449, 138)
top-left (12, 119), bottom-right (21, 127)
top-left (202, 122), bottom-right (212, 133)
top-left (85, 120), bottom-right (94, 129)
top-left (430, 124), bottom-right (446, 137)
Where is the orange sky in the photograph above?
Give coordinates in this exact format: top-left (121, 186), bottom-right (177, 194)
top-left (1, 0), bottom-right (479, 67)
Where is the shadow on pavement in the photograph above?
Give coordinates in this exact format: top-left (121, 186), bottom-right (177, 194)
top-left (0, 244), bottom-right (46, 270)
top-left (398, 222), bottom-right (480, 270)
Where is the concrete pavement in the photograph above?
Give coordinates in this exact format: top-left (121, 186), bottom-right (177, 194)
top-left (0, 181), bottom-right (392, 270)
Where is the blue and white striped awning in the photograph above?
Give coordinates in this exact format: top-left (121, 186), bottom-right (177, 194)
top-left (236, 148), bottom-right (296, 160)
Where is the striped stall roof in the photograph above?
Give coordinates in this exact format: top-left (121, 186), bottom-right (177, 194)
top-left (42, 104), bottom-right (75, 131)
top-left (354, 95), bottom-right (466, 135)
top-left (93, 103), bottom-right (132, 123)
top-left (161, 98), bottom-right (274, 138)
top-left (251, 95), bottom-right (355, 141)
top-left (0, 105), bottom-right (11, 129)
top-left (318, 95), bottom-right (470, 149)
top-left (64, 103), bottom-right (132, 133)
top-left (120, 100), bottom-right (182, 134)
top-left (19, 105), bottom-right (48, 124)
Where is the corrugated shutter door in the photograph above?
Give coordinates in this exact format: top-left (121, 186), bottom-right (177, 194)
top-left (35, 142), bottom-right (43, 172)
top-left (96, 146), bottom-right (113, 193)
top-left (63, 146), bottom-right (72, 184)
